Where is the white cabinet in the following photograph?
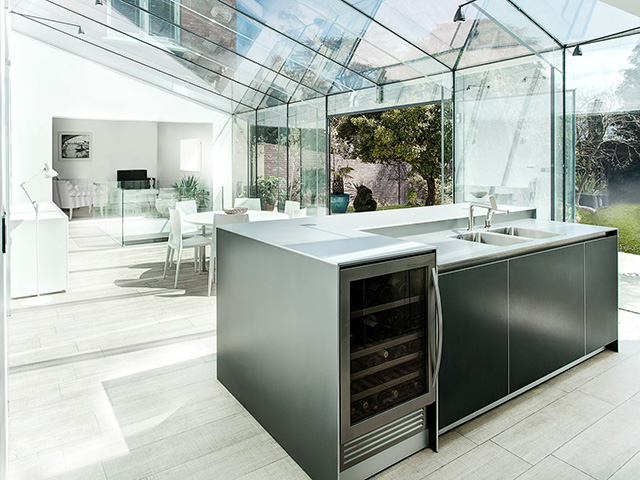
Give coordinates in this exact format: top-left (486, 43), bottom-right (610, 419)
top-left (9, 202), bottom-right (68, 298)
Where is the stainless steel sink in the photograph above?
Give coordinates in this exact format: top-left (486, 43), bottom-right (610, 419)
top-left (488, 226), bottom-right (561, 239)
top-left (452, 231), bottom-right (530, 246)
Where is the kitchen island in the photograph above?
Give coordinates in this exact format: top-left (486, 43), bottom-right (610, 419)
top-left (216, 204), bottom-right (617, 480)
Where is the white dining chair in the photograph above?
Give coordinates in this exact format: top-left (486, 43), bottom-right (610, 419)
top-left (284, 200), bottom-right (300, 218)
top-left (208, 213), bottom-right (249, 296)
top-left (291, 207), bottom-right (307, 218)
top-left (175, 200), bottom-right (200, 236)
top-left (164, 209), bottom-right (210, 289)
top-left (234, 197), bottom-right (261, 211)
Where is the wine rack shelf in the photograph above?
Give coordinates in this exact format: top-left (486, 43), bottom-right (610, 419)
top-left (351, 351), bottom-right (422, 381)
top-left (350, 331), bottom-right (423, 360)
top-left (350, 295), bottom-right (423, 319)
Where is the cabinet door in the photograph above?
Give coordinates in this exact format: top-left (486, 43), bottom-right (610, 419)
top-left (438, 261), bottom-right (509, 429)
top-left (509, 245), bottom-right (585, 392)
top-left (585, 236), bottom-right (618, 353)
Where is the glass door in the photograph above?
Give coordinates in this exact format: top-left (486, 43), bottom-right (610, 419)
top-left (349, 268), bottom-right (428, 424)
top-left (340, 253), bottom-right (437, 445)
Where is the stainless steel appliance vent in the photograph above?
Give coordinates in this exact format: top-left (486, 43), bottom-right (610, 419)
top-left (341, 408), bottom-right (426, 469)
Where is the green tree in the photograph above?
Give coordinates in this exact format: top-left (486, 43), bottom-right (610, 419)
top-left (333, 105), bottom-right (445, 206)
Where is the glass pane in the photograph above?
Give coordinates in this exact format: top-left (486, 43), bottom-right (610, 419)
top-left (111, 0), bottom-right (141, 30)
top-left (349, 268), bottom-right (428, 425)
top-left (148, 0), bottom-right (176, 39)
top-left (232, 112), bottom-right (254, 201)
top-left (456, 1), bottom-right (559, 70)
top-left (343, 0), bottom-right (470, 69)
top-left (255, 106), bottom-right (287, 210)
top-left (511, 0), bottom-right (640, 45)
top-left (328, 75), bottom-right (452, 116)
top-left (567, 34), bottom-right (640, 255)
top-left (289, 98), bottom-right (328, 213)
top-left (454, 58), bottom-right (555, 219)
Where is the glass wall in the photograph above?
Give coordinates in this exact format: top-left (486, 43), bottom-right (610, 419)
top-left (232, 112), bottom-right (254, 202)
top-left (92, 180), bottom-right (222, 245)
top-left (288, 98), bottom-right (328, 214)
top-left (255, 105), bottom-right (288, 210)
top-left (567, 33), bottom-right (640, 254)
top-left (231, 97), bottom-right (327, 215)
top-left (454, 57), bottom-right (560, 220)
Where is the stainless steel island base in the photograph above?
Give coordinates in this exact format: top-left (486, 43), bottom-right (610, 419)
top-left (217, 226), bottom-right (439, 480)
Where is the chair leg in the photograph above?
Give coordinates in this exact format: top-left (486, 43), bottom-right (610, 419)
top-left (69, 208), bottom-right (73, 220)
top-left (163, 245), bottom-right (172, 279)
top-left (194, 247), bottom-right (199, 273)
top-left (174, 246), bottom-right (183, 288)
top-left (207, 254), bottom-right (215, 296)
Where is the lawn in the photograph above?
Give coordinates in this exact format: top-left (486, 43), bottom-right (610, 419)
top-left (578, 203), bottom-right (640, 254)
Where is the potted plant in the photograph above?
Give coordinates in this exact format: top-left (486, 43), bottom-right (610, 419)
top-left (353, 184), bottom-right (377, 212)
top-left (172, 175), bottom-right (210, 211)
top-left (330, 166), bottom-right (354, 214)
top-left (256, 175), bottom-right (284, 211)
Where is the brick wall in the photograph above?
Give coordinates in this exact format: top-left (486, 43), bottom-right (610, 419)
top-left (258, 144), bottom-right (409, 206)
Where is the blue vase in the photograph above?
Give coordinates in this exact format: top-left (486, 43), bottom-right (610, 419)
top-left (331, 194), bottom-right (350, 213)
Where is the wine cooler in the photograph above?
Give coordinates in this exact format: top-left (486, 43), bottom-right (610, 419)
top-left (340, 252), bottom-right (442, 472)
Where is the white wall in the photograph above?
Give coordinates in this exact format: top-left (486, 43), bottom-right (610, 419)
top-left (52, 118), bottom-right (158, 183)
top-left (157, 122), bottom-right (214, 187)
top-left (10, 33), bottom-right (232, 205)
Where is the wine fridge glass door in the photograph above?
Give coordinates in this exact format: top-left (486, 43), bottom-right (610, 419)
top-left (340, 253), bottom-right (437, 444)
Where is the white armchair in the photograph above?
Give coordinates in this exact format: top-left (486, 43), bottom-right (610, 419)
top-left (52, 178), bottom-right (93, 220)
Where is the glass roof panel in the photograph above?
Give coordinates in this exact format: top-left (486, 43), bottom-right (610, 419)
top-left (344, 0), bottom-right (472, 69)
top-left (226, 0), bottom-right (377, 92)
top-left (234, 0), bottom-right (450, 83)
top-left (455, 0), bottom-right (561, 70)
top-left (11, 0), bottom-right (640, 116)
top-left (511, 0), bottom-right (640, 45)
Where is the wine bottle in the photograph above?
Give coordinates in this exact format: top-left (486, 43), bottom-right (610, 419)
top-left (397, 380), bottom-right (421, 400)
top-left (389, 274), bottom-right (410, 300)
top-left (389, 343), bottom-right (408, 359)
top-left (360, 353), bottom-right (379, 369)
top-left (379, 388), bottom-right (399, 407)
top-left (382, 306), bottom-right (407, 335)
top-left (362, 315), bottom-right (386, 342)
top-left (366, 278), bottom-right (394, 304)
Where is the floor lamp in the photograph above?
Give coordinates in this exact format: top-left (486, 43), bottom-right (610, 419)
top-left (20, 162), bottom-right (59, 305)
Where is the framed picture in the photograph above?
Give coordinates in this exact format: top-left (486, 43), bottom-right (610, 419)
top-left (59, 132), bottom-right (91, 160)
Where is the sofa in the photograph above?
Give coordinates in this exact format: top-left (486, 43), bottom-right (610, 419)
top-left (52, 178), bottom-right (93, 220)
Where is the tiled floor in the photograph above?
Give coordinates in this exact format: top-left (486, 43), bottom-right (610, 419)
top-left (7, 218), bottom-right (640, 480)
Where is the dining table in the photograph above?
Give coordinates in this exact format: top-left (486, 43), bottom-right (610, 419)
top-left (183, 210), bottom-right (290, 272)
top-left (183, 209), bottom-right (290, 229)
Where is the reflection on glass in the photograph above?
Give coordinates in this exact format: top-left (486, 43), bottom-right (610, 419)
top-left (567, 35), bottom-right (640, 252)
top-left (454, 58), bottom-right (554, 219)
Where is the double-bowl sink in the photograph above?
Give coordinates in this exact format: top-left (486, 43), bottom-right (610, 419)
top-left (452, 226), bottom-right (561, 246)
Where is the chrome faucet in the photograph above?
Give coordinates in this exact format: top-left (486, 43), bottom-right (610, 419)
top-left (468, 195), bottom-right (509, 231)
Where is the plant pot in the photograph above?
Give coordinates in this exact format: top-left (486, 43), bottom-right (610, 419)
top-left (331, 194), bottom-right (350, 214)
top-left (262, 202), bottom-right (275, 211)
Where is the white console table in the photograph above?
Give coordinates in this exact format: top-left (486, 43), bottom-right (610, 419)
top-left (9, 202), bottom-right (68, 298)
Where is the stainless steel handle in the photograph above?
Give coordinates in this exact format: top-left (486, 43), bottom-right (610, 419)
top-left (431, 267), bottom-right (443, 390)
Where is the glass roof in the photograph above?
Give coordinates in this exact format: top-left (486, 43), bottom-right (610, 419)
top-left (9, 0), bottom-right (640, 114)
top-left (510, 0), bottom-right (640, 46)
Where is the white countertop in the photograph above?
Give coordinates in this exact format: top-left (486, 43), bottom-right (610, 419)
top-left (219, 203), bottom-right (615, 268)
